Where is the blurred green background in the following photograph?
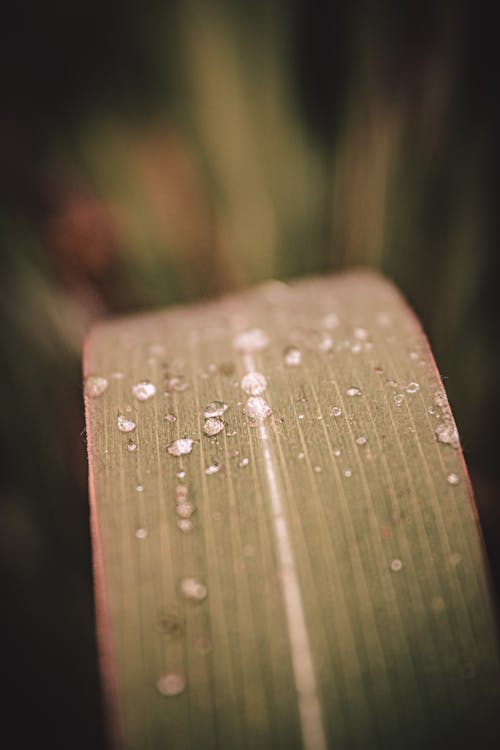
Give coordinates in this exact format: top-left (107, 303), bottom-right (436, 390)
top-left (1, 1), bottom-right (499, 747)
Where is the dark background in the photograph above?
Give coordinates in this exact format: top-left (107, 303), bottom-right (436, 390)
top-left (1, 1), bottom-right (499, 747)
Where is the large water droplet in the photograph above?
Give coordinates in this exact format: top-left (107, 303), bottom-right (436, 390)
top-left (205, 463), bottom-right (221, 475)
top-left (165, 413), bottom-right (177, 423)
top-left (405, 382), bottom-right (420, 394)
top-left (204, 401), bottom-right (229, 418)
top-left (117, 414), bottom-right (136, 433)
top-left (85, 375), bottom-right (109, 398)
top-left (233, 328), bottom-right (269, 353)
top-left (346, 387), bottom-right (362, 397)
top-left (179, 577), bottom-right (207, 602)
top-left (156, 672), bottom-right (186, 697)
top-left (203, 417), bottom-right (224, 436)
top-left (284, 346), bottom-right (302, 366)
top-left (244, 396), bottom-right (272, 421)
top-left (241, 371), bottom-right (267, 395)
top-left (132, 381), bottom-right (156, 401)
top-left (435, 422), bottom-right (459, 448)
top-left (167, 438), bottom-right (194, 456)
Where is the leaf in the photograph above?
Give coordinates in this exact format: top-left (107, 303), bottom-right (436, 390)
top-left (84, 271), bottom-right (500, 749)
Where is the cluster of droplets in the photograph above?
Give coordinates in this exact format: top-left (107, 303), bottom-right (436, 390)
top-left (432, 390), bottom-right (459, 449)
top-left (202, 400), bottom-right (229, 437)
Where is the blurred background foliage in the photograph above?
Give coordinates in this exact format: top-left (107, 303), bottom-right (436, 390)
top-left (1, 1), bottom-right (499, 747)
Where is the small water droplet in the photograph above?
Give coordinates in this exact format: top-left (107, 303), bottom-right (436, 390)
top-left (405, 382), bottom-right (420, 394)
top-left (313, 465), bottom-right (322, 473)
top-left (434, 391), bottom-right (449, 410)
top-left (331, 406), bottom-right (342, 417)
top-left (318, 333), bottom-right (334, 352)
top-left (298, 414), bottom-right (305, 420)
top-left (241, 371), bottom-right (267, 396)
top-left (156, 672), bottom-right (186, 697)
top-left (435, 422), bottom-right (459, 448)
top-left (165, 376), bottom-right (190, 393)
top-left (177, 519), bottom-right (193, 533)
top-left (390, 558), bottom-right (403, 572)
top-left (176, 503), bottom-right (195, 519)
top-left (117, 414), bottom-right (136, 433)
top-left (374, 366), bottom-right (384, 374)
top-left (447, 472), bottom-right (460, 486)
top-left (135, 527), bottom-right (148, 539)
top-left (353, 327), bottom-right (369, 341)
top-left (179, 577), bottom-right (207, 602)
top-left (394, 394), bottom-right (404, 407)
top-left (127, 440), bottom-right (137, 452)
top-left (297, 452), bottom-right (305, 459)
top-left (167, 438), bottom-right (194, 457)
top-left (333, 449), bottom-right (341, 457)
top-left (233, 328), bottom-right (269, 353)
top-left (136, 484), bottom-right (144, 492)
top-left (176, 470), bottom-right (186, 479)
top-left (203, 417), bottom-right (225, 436)
top-left (85, 375), bottom-right (109, 398)
top-left (165, 413), bottom-right (177, 423)
top-left (350, 342), bottom-right (362, 354)
top-left (346, 387), bottom-right (362, 397)
top-left (132, 380), bottom-right (156, 401)
top-left (244, 396), bottom-right (272, 421)
top-left (284, 346), bottom-right (302, 366)
top-left (321, 313), bottom-right (339, 329)
top-left (355, 436), bottom-right (367, 446)
top-left (386, 379), bottom-right (398, 389)
top-left (238, 457), bottom-right (250, 468)
top-left (344, 469), bottom-right (352, 478)
top-left (175, 484), bottom-right (188, 501)
top-left (205, 463), bottom-right (221, 475)
top-left (409, 351), bottom-right (419, 360)
top-left (204, 401), bottom-right (229, 418)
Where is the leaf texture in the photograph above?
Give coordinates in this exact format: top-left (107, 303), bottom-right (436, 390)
top-left (84, 271), bottom-right (500, 749)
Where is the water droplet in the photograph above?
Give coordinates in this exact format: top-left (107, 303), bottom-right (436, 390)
top-left (313, 465), bottom-right (322, 473)
top-left (117, 414), bottom-right (136, 433)
top-left (435, 422), bottom-right (459, 448)
top-left (297, 452), bottom-right (305, 459)
top-left (346, 387), bottom-right (361, 397)
top-left (390, 558), bottom-right (403, 572)
top-left (374, 366), bottom-right (384, 374)
top-left (205, 463), bottom-right (221, 475)
top-left (85, 375), bottom-right (109, 398)
top-left (344, 469), bottom-right (352, 478)
top-left (177, 519), bottom-right (193, 533)
top-left (350, 342), bottom-right (362, 354)
top-left (136, 484), bottom-right (144, 492)
top-left (333, 449), bottom-right (341, 457)
top-left (394, 394), bottom-right (404, 407)
top-left (405, 382), bottom-right (420, 394)
top-left (353, 327), bottom-right (369, 340)
top-left (409, 351), bottom-right (419, 360)
top-left (176, 470), bottom-right (186, 479)
top-left (447, 472), bottom-right (460, 486)
top-left (284, 346), bottom-right (302, 366)
top-left (175, 484), bottom-right (188, 501)
top-left (165, 413), bottom-right (177, 423)
top-left (321, 313), bottom-right (339, 329)
top-left (233, 328), bottom-right (269, 353)
top-left (135, 527), bottom-right (148, 539)
top-left (355, 436), bottom-right (367, 446)
top-left (127, 440), bottom-right (137, 452)
top-left (298, 414), bottom-right (305, 420)
top-left (331, 406), bottom-right (342, 417)
top-left (203, 401), bottom-right (229, 418)
top-left (132, 380), bottom-right (156, 401)
top-left (244, 396), bottom-right (272, 421)
top-left (176, 503), bottom-right (195, 519)
top-left (179, 577), bottom-right (207, 602)
top-left (241, 371), bottom-right (267, 396)
top-left (238, 457), bottom-right (250, 468)
top-left (386, 379), bottom-right (398, 389)
top-left (434, 391), bottom-right (449, 410)
top-left (165, 376), bottom-right (190, 393)
top-left (203, 417), bottom-right (224, 436)
top-left (318, 333), bottom-right (334, 352)
top-left (156, 672), bottom-right (186, 697)
top-left (167, 438), bottom-right (194, 457)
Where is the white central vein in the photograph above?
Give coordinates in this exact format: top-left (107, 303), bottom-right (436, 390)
top-left (241, 350), bottom-right (327, 750)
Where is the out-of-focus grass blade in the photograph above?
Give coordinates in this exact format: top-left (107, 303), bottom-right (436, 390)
top-left (84, 271), bottom-right (500, 749)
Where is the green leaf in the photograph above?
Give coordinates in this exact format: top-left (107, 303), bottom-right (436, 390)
top-left (84, 271), bottom-right (500, 749)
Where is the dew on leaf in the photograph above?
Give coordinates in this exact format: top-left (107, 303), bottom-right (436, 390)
top-left (204, 401), bottom-right (229, 418)
top-left (435, 422), bottom-right (459, 448)
top-left (331, 406), bottom-right (342, 417)
top-left (167, 438), bottom-right (194, 456)
top-left (346, 387), bottom-right (362, 397)
top-left (241, 371), bottom-right (267, 396)
top-left (447, 472), bottom-right (460, 486)
top-left (284, 346), bottom-right (302, 366)
top-left (244, 396), bottom-right (272, 421)
top-left (132, 381), bottom-right (156, 401)
top-left (179, 577), bottom-right (207, 602)
top-left (233, 328), bottom-right (269, 353)
top-left (85, 375), bottom-right (109, 398)
top-left (117, 414), bottom-right (136, 433)
top-left (203, 417), bottom-right (225, 436)
top-left (156, 672), bottom-right (186, 697)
